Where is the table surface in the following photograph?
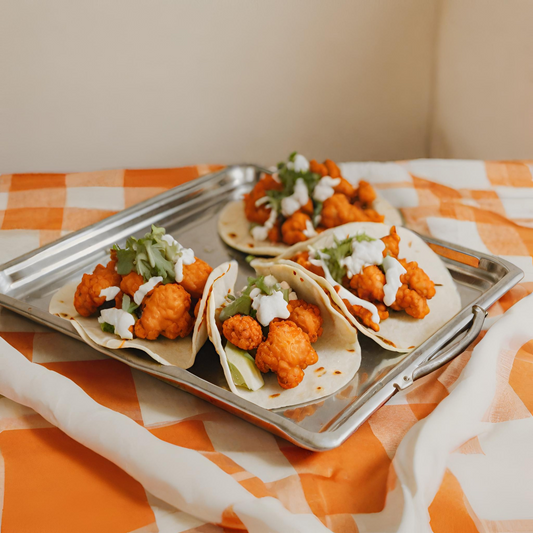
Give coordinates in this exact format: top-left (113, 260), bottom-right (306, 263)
top-left (0, 159), bottom-right (532, 533)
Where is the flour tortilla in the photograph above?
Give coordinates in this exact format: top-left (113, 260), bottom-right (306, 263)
top-left (254, 222), bottom-right (461, 353)
top-left (49, 264), bottom-right (227, 368)
top-left (218, 191), bottom-right (402, 256)
top-left (207, 261), bottom-right (361, 409)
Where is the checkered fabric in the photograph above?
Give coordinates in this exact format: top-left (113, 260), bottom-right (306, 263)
top-left (0, 160), bottom-right (532, 532)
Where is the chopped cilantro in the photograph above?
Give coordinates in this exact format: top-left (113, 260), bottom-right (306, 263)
top-left (317, 233), bottom-right (375, 284)
top-left (219, 295), bottom-right (252, 322)
top-left (113, 225), bottom-right (180, 282)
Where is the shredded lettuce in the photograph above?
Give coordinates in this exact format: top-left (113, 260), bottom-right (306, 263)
top-left (113, 225), bottom-right (178, 282)
top-left (121, 294), bottom-right (139, 315)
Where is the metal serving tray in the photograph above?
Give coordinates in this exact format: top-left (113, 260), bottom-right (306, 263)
top-left (0, 165), bottom-right (523, 451)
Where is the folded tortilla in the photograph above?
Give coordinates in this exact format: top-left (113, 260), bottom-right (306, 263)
top-left (207, 261), bottom-right (361, 409)
top-left (255, 222), bottom-right (462, 352)
top-left (218, 192), bottom-right (402, 257)
top-left (49, 263), bottom-right (228, 368)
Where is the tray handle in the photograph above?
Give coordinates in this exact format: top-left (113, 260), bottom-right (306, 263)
top-left (411, 305), bottom-right (487, 382)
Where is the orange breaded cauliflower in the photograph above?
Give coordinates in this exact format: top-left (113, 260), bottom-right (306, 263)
top-left (222, 314), bottom-right (263, 351)
top-left (120, 271), bottom-right (145, 298)
top-left (321, 194), bottom-right (371, 228)
top-left (349, 265), bottom-right (386, 303)
top-left (180, 258), bottom-right (213, 299)
top-left (281, 212), bottom-right (312, 245)
top-left (399, 259), bottom-right (436, 300)
top-left (356, 180), bottom-right (377, 206)
top-left (74, 260), bottom-right (122, 317)
top-left (309, 159), bottom-right (328, 177)
top-left (381, 226), bottom-right (400, 258)
top-left (286, 299), bottom-right (323, 343)
top-left (255, 321), bottom-right (318, 389)
top-left (243, 174), bottom-right (283, 225)
top-left (344, 300), bottom-right (380, 332)
top-left (324, 159), bottom-right (342, 179)
top-left (390, 285), bottom-right (430, 319)
top-left (291, 251), bottom-right (325, 277)
top-left (267, 220), bottom-right (281, 243)
top-left (135, 284), bottom-right (194, 340)
top-left (334, 177), bottom-right (356, 199)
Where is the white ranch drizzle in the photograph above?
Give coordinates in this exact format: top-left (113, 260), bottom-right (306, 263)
top-left (303, 220), bottom-right (317, 238)
top-left (309, 249), bottom-right (381, 326)
top-left (99, 286), bottom-right (120, 301)
top-left (134, 276), bottom-right (163, 305)
top-left (341, 238), bottom-right (386, 279)
top-left (281, 178), bottom-right (309, 217)
top-left (287, 153), bottom-right (310, 173)
top-left (313, 176), bottom-right (341, 202)
top-left (251, 205), bottom-right (277, 241)
top-left (382, 255), bottom-right (407, 307)
top-left (161, 234), bottom-right (196, 283)
top-left (251, 290), bottom-right (290, 327)
top-left (98, 308), bottom-right (135, 340)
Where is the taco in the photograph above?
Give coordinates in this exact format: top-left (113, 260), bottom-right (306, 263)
top-left (218, 152), bottom-right (402, 256)
top-left (49, 225), bottom-right (219, 368)
top-left (206, 261), bottom-right (361, 409)
top-left (254, 222), bottom-right (461, 352)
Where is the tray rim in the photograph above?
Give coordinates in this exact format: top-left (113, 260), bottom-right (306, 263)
top-left (0, 164), bottom-right (524, 451)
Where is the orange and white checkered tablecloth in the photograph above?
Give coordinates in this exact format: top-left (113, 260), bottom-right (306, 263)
top-left (0, 159), bottom-right (532, 532)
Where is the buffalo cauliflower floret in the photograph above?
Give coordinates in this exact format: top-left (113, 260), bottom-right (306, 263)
top-left (349, 265), bottom-right (385, 302)
top-left (255, 320), bottom-right (318, 389)
top-left (309, 159), bottom-right (328, 177)
top-left (243, 174), bottom-right (283, 225)
top-left (74, 260), bottom-right (122, 317)
top-left (286, 299), bottom-right (323, 343)
top-left (291, 251), bottom-right (325, 277)
top-left (356, 180), bottom-right (377, 206)
top-left (390, 285), bottom-right (430, 319)
top-left (222, 314), bottom-right (263, 351)
top-left (180, 258), bottom-right (213, 299)
top-left (135, 284), bottom-right (194, 340)
top-left (281, 212), bottom-right (312, 245)
top-left (399, 259), bottom-right (436, 300)
top-left (343, 300), bottom-right (380, 332)
top-left (381, 226), bottom-right (400, 258)
top-left (321, 194), bottom-right (371, 228)
top-left (120, 271), bottom-right (145, 298)
top-left (324, 159), bottom-right (342, 179)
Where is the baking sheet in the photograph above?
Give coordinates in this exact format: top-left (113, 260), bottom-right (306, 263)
top-left (0, 165), bottom-right (523, 450)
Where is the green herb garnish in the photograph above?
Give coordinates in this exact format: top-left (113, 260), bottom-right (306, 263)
top-left (317, 233), bottom-right (375, 284)
top-left (121, 294), bottom-right (139, 315)
top-left (113, 225), bottom-right (180, 282)
top-left (219, 295), bottom-right (252, 322)
top-left (100, 322), bottom-right (115, 334)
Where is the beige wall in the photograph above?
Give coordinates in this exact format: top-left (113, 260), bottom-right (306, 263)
top-left (430, 0), bottom-right (533, 159)
top-left (0, 0), bottom-right (438, 173)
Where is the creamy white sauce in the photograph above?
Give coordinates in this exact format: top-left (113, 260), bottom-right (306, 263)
top-left (254, 196), bottom-right (270, 207)
top-left (303, 220), bottom-right (317, 238)
top-left (98, 308), bottom-right (135, 340)
top-left (281, 178), bottom-right (309, 217)
top-left (313, 176), bottom-right (341, 202)
top-left (99, 286), bottom-right (120, 301)
top-left (134, 276), bottom-right (163, 305)
top-left (341, 238), bottom-right (386, 279)
top-left (161, 234), bottom-right (197, 283)
top-left (311, 250), bottom-right (380, 325)
top-left (251, 290), bottom-right (290, 327)
top-left (251, 205), bottom-right (277, 241)
top-left (382, 255), bottom-right (407, 307)
top-left (287, 154), bottom-right (310, 173)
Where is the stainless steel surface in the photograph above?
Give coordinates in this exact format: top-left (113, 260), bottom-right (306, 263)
top-left (0, 165), bottom-right (524, 451)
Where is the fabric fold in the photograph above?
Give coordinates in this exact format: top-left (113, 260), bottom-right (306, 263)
top-left (0, 338), bottom-right (330, 533)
